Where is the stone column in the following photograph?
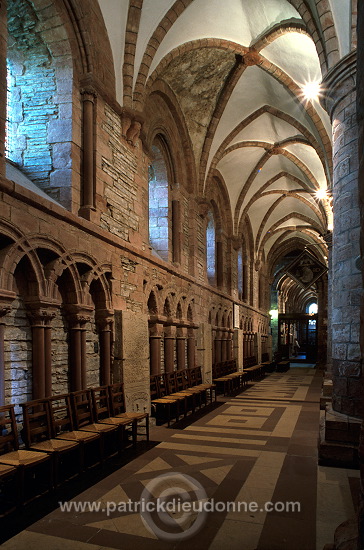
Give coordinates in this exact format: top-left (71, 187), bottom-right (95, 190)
top-left (164, 325), bottom-right (176, 373)
top-left (96, 312), bottom-right (114, 386)
top-left (255, 332), bottom-right (261, 363)
top-left (0, 0), bottom-right (6, 177)
top-left (187, 327), bottom-right (196, 369)
top-left (357, 5), bottom-right (364, 546)
top-left (221, 331), bottom-right (227, 362)
top-left (228, 330), bottom-right (234, 360)
top-left (28, 307), bottom-right (56, 399)
top-left (216, 241), bottom-right (223, 289)
top-left (149, 322), bottom-right (163, 375)
top-left (67, 309), bottom-right (92, 392)
top-left (214, 329), bottom-right (222, 364)
top-left (211, 327), bottom-right (216, 364)
top-left (233, 328), bottom-right (243, 370)
top-left (79, 88), bottom-right (96, 220)
top-left (176, 327), bottom-right (187, 370)
top-left (321, 51), bottom-right (362, 417)
top-left (0, 293), bottom-right (14, 404)
top-left (172, 200), bottom-right (181, 264)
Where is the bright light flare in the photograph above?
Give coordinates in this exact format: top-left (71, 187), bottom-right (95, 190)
top-left (302, 81), bottom-right (321, 101)
top-left (315, 188), bottom-right (327, 200)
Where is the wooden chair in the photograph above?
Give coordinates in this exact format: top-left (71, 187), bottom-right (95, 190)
top-left (164, 372), bottom-right (191, 414)
top-left (0, 463), bottom-right (17, 516)
top-left (189, 367), bottom-right (216, 402)
top-left (91, 386), bottom-right (136, 450)
top-left (47, 394), bottom-right (101, 469)
top-left (150, 375), bottom-right (181, 427)
top-left (175, 370), bottom-right (206, 410)
top-left (0, 404), bottom-right (52, 505)
top-left (21, 398), bottom-right (81, 487)
top-left (70, 389), bottom-right (119, 461)
top-left (107, 383), bottom-right (149, 443)
top-left (181, 369), bottom-right (208, 406)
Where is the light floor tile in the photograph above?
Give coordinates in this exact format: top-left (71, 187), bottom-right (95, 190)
top-left (210, 519), bottom-right (263, 550)
top-left (207, 415), bottom-right (267, 429)
top-left (201, 464), bottom-right (234, 484)
top-left (159, 442), bottom-right (261, 457)
top-left (184, 425), bottom-right (272, 437)
top-left (171, 433), bottom-right (266, 446)
top-left (271, 406), bottom-right (301, 437)
top-left (1, 532), bottom-right (103, 550)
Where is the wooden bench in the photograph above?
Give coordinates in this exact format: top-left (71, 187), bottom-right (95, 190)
top-left (150, 368), bottom-right (216, 425)
top-left (244, 364), bottom-right (265, 381)
top-left (276, 360), bottom-right (290, 372)
top-left (212, 360), bottom-right (247, 395)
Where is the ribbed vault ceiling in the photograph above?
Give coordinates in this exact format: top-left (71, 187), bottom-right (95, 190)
top-left (98, 0), bottom-right (336, 268)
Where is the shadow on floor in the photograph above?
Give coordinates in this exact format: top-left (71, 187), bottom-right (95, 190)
top-left (0, 440), bottom-right (158, 545)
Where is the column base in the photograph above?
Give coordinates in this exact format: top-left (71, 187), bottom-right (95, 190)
top-left (319, 404), bottom-right (361, 467)
top-left (321, 517), bottom-right (358, 550)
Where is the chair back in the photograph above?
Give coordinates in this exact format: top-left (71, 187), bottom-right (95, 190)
top-left (91, 386), bottom-right (112, 421)
top-left (70, 389), bottom-right (94, 429)
top-left (0, 404), bottom-right (19, 453)
top-left (165, 372), bottom-right (178, 394)
top-left (47, 394), bottom-right (75, 436)
top-left (108, 382), bottom-right (126, 416)
top-left (21, 399), bottom-right (52, 447)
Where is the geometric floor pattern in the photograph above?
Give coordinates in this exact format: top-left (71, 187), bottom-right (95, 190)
top-left (2, 368), bottom-right (359, 550)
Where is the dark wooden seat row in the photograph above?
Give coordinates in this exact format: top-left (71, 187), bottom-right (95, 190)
top-left (150, 367), bottom-right (216, 426)
top-left (0, 383), bottom-right (149, 517)
top-left (212, 360), bottom-right (248, 395)
top-left (244, 364), bottom-right (265, 381)
top-left (273, 352), bottom-right (290, 372)
top-left (276, 360), bottom-right (290, 372)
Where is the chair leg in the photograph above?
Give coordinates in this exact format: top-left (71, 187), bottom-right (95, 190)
top-left (132, 419), bottom-right (137, 448)
top-left (145, 416), bottom-right (150, 442)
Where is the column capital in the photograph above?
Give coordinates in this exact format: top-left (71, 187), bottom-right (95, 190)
top-left (65, 305), bottom-right (93, 327)
top-left (80, 86), bottom-right (97, 102)
top-left (149, 321), bottom-right (164, 338)
top-left (0, 290), bottom-right (16, 318)
top-left (164, 325), bottom-right (177, 338)
top-left (177, 326), bottom-right (188, 338)
top-left (320, 50), bottom-right (356, 120)
top-left (26, 301), bottom-right (59, 326)
top-left (96, 309), bottom-right (114, 330)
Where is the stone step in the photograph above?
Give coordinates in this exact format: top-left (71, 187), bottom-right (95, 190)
top-left (324, 406), bottom-right (361, 445)
top-left (319, 413), bottom-right (359, 467)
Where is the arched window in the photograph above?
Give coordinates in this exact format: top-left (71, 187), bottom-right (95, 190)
top-left (149, 139), bottom-right (170, 262)
top-left (307, 302), bottom-right (318, 314)
top-left (6, 0), bottom-right (73, 208)
top-left (206, 209), bottom-right (216, 285)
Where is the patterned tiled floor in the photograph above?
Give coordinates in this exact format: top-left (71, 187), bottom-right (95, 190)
top-left (1, 368), bottom-right (359, 550)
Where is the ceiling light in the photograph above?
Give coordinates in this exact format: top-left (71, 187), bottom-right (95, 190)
top-left (315, 188), bottom-right (327, 200)
top-left (302, 81), bottom-right (321, 101)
